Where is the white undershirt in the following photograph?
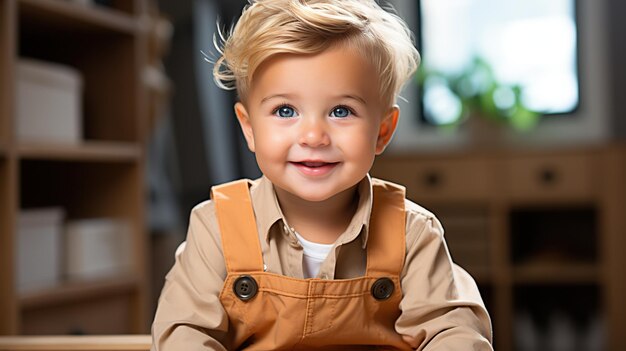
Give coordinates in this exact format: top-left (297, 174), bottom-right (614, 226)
top-left (294, 232), bottom-right (334, 278)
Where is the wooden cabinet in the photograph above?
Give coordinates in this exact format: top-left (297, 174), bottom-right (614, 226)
top-left (0, 0), bottom-right (149, 335)
top-left (503, 152), bottom-right (597, 201)
top-left (372, 146), bottom-right (626, 351)
top-left (371, 156), bottom-right (496, 202)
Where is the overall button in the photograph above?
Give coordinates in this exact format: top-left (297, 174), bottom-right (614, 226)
top-left (233, 275), bottom-right (258, 301)
top-left (371, 277), bottom-right (394, 300)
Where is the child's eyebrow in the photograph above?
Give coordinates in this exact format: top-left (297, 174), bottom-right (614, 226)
top-left (260, 94), bottom-right (295, 104)
top-left (340, 94), bottom-right (367, 105)
top-left (260, 94), bottom-right (367, 105)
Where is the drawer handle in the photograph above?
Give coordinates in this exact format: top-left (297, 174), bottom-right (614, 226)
top-left (423, 171), bottom-right (443, 188)
top-left (539, 167), bottom-right (558, 185)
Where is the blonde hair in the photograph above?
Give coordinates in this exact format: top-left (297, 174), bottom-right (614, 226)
top-left (213, 0), bottom-right (420, 107)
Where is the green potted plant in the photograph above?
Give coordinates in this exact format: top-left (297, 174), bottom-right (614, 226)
top-left (417, 57), bottom-right (540, 133)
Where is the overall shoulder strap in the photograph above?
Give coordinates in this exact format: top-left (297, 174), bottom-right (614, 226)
top-left (212, 179), bottom-right (264, 273)
top-left (366, 178), bottom-right (406, 277)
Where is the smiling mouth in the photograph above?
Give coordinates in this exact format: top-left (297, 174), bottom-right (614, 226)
top-left (289, 161), bottom-right (339, 176)
top-left (294, 161), bottom-right (338, 167)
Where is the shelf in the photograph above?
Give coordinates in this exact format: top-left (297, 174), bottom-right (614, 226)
top-left (0, 335), bottom-right (151, 350)
top-left (19, 275), bottom-right (139, 310)
top-left (1, 0), bottom-right (10, 156)
top-left (510, 206), bottom-right (598, 265)
top-left (19, 0), bottom-right (139, 35)
top-left (18, 1), bottom-right (143, 144)
top-left (18, 141), bottom-right (141, 162)
top-left (513, 261), bottom-right (600, 284)
top-left (1, 0), bottom-right (149, 335)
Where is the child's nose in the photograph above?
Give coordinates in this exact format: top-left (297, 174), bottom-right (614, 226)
top-left (298, 116), bottom-right (330, 148)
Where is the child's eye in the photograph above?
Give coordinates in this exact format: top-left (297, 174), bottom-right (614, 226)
top-left (330, 106), bottom-right (353, 118)
top-left (273, 105), bottom-right (298, 118)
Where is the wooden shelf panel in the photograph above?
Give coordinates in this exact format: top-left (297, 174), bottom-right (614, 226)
top-left (512, 262), bottom-right (600, 284)
top-left (19, 0), bottom-right (139, 35)
top-left (20, 160), bottom-right (143, 221)
top-left (0, 335), bottom-right (151, 351)
top-left (18, 141), bottom-right (141, 162)
top-left (19, 275), bottom-right (139, 310)
top-left (0, 157), bottom-right (16, 334)
top-left (1, 0), bottom-right (12, 152)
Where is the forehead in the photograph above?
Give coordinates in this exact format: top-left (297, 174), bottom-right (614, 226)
top-left (248, 46), bottom-right (382, 107)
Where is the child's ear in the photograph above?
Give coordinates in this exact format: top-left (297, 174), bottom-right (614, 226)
top-left (234, 102), bottom-right (256, 152)
top-left (375, 105), bottom-right (400, 154)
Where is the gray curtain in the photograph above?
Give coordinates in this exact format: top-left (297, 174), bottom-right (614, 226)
top-left (150, 0), bottom-right (260, 231)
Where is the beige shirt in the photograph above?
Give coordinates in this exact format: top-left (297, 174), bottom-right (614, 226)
top-left (151, 175), bottom-right (493, 350)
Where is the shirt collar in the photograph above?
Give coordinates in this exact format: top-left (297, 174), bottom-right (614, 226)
top-left (352, 174), bottom-right (373, 248)
top-left (250, 174), bottom-right (374, 248)
top-left (249, 176), bottom-right (283, 243)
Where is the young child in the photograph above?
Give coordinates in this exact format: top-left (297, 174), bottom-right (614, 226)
top-left (151, 0), bottom-right (493, 349)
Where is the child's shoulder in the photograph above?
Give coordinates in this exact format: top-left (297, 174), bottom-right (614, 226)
top-left (403, 197), bottom-right (437, 221)
top-left (372, 177), bottom-right (443, 239)
top-left (189, 198), bottom-right (217, 227)
top-left (371, 177), bottom-right (437, 219)
top-left (190, 177), bottom-right (266, 217)
top-left (400, 198), bottom-right (446, 250)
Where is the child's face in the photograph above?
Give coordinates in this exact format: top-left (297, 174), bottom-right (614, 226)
top-left (235, 46), bottom-right (399, 203)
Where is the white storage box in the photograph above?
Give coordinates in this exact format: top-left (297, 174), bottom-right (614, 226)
top-left (65, 219), bottom-right (133, 280)
top-left (16, 208), bottom-right (65, 292)
top-left (17, 58), bottom-right (83, 143)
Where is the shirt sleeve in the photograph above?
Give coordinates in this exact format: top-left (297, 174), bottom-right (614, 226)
top-left (395, 210), bottom-right (494, 351)
top-left (151, 201), bottom-right (230, 351)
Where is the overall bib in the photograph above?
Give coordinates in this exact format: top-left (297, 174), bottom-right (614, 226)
top-left (213, 179), bottom-right (412, 350)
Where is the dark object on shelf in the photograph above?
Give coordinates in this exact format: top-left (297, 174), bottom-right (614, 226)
top-left (510, 206), bottom-right (598, 264)
top-left (93, 0), bottom-right (113, 8)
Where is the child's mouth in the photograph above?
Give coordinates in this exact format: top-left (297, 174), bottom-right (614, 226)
top-left (290, 161), bottom-right (338, 176)
top-left (301, 161), bottom-right (329, 167)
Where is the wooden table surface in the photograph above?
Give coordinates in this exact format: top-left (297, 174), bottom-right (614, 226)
top-left (0, 335), bottom-right (151, 351)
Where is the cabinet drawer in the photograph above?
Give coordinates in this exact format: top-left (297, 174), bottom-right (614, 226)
top-left (504, 153), bottom-right (596, 201)
top-left (372, 158), bottom-right (493, 202)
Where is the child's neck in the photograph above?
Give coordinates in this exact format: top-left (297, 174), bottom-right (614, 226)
top-left (274, 185), bottom-right (359, 245)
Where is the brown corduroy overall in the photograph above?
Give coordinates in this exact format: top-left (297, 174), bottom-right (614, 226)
top-left (213, 180), bottom-right (412, 350)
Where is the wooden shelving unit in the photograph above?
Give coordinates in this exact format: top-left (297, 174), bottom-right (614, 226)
top-left (17, 141), bottom-right (142, 161)
top-left (0, 0), bottom-right (18, 336)
top-left (512, 262), bottom-right (600, 284)
top-left (0, 0), bottom-right (10, 156)
top-left (0, 0), bottom-right (12, 147)
top-left (0, 0), bottom-right (149, 335)
top-left (19, 0), bottom-right (140, 34)
top-left (372, 145), bottom-right (626, 350)
top-left (19, 275), bottom-right (140, 310)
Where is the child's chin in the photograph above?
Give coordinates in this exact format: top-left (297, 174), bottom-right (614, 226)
top-left (291, 189), bottom-right (336, 203)
top-left (291, 185), bottom-right (359, 203)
